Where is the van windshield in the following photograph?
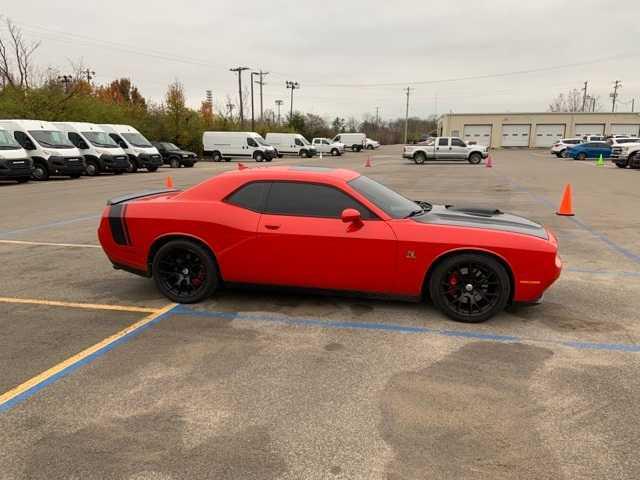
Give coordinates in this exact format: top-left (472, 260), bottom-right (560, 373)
top-left (0, 130), bottom-right (21, 150)
top-left (299, 136), bottom-right (310, 145)
top-left (122, 133), bottom-right (152, 148)
top-left (29, 130), bottom-right (74, 149)
top-left (255, 137), bottom-right (270, 147)
top-left (82, 131), bottom-right (119, 148)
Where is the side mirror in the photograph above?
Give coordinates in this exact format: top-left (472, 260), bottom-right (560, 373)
top-left (341, 208), bottom-right (361, 224)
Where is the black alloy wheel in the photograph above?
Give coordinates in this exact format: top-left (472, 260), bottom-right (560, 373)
top-left (430, 253), bottom-right (510, 323)
top-left (153, 240), bottom-right (218, 303)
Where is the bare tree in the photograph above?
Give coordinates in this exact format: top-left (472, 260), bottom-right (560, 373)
top-left (548, 89), bottom-right (583, 112)
top-left (0, 18), bottom-right (41, 88)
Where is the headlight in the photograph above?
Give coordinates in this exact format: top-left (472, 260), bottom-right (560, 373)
top-left (182, 154), bottom-right (189, 158)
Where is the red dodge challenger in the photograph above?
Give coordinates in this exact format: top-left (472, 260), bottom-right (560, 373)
top-left (98, 166), bottom-right (561, 323)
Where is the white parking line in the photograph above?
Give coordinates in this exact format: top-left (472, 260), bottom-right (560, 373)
top-left (0, 239), bottom-right (100, 249)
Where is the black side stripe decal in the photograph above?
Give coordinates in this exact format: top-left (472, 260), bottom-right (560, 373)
top-left (108, 203), bottom-right (130, 245)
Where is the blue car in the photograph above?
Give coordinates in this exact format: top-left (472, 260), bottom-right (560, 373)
top-left (565, 141), bottom-right (611, 160)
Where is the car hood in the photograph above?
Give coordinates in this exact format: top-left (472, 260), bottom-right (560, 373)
top-left (412, 204), bottom-right (548, 239)
top-left (169, 149), bottom-right (195, 156)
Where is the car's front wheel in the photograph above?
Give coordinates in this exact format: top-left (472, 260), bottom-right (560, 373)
top-left (468, 153), bottom-right (482, 164)
top-left (577, 153), bottom-right (587, 161)
top-left (152, 240), bottom-right (219, 303)
top-left (170, 158), bottom-right (181, 168)
top-left (429, 253), bottom-right (511, 323)
top-left (331, 148), bottom-right (339, 156)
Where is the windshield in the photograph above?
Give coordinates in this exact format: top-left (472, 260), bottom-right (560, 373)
top-left (0, 130), bottom-right (21, 150)
top-left (162, 143), bottom-right (180, 150)
top-left (28, 130), bottom-right (74, 149)
top-left (350, 175), bottom-right (428, 219)
top-left (299, 136), bottom-right (310, 145)
top-left (82, 131), bottom-right (119, 148)
top-left (256, 137), bottom-right (270, 147)
top-left (122, 133), bottom-right (152, 148)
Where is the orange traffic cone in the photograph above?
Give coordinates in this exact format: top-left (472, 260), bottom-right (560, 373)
top-left (365, 157), bottom-right (372, 168)
top-left (486, 154), bottom-right (493, 168)
top-left (238, 163), bottom-right (248, 170)
top-left (556, 184), bottom-right (575, 216)
top-left (165, 176), bottom-right (174, 189)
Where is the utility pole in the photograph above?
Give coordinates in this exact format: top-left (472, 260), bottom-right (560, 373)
top-left (403, 87), bottom-right (411, 144)
top-left (256, 70), bottom-right (269, 122)
top-left (250, 71), bottom-right (259, 131)
top-left (275, 99), bottom-right (284, 124)
top-left (375, 107), bottom-right (380, 126)
top-left (58, 74), bottom-right (73, 93)
top-left (286, 81), bottom-right (300, 123)
top-left (610, 80), bottom-right (622, 112)
top-left (581, 81), bottom-right (588, 112)
top-left (83, 69), bottom-right (95, 84)
top-left (632, 98), bottom-right (635, 113)
top-left (230, 66), bottom-right (249, 127)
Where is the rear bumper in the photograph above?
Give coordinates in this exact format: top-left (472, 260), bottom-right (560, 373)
top-left (402, 153), bottom-right (414, 159)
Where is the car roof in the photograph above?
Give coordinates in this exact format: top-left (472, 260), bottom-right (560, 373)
top-left (219, 165), bottom-right (360, 182)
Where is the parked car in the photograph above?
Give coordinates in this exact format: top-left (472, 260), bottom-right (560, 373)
top-left (0, 120), bottom-right (85, 180)
top-left (100, 124), bottom-right (162, 173)
top-left (402, 137), bottom-right (488, 164)
top-left (203, 131), bottom-right (276, 162)
top-left (565, 142), bottom-right (612, 160)
top-left (332, 133), bottom-right (366, 152)
top-left (550, 138), bottom-right (582, 157)
top-left (606, 137), bottom-right (639, 147)
top-left (98, 166), bottom-right (561, 323)
top-left (611, 141), bottom-right (640, 168)
top-left (365, 138), bottom-right (380, 150)
top-left (0, 126), bottom-right (32, 183)
top-left (151, 142), bottom-right (198, 168)
top-left (265, 133), bottom-right (317, 158)
top-left (312, 137), bottom-right (344, 156)
top-left (581, 135), bottom-right (605, 142)
top-left (54, 122), bottom-right (130, 176)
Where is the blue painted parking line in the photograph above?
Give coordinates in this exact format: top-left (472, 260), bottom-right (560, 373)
top-left (174, 306), bottom-right (640, 354)
top-left (0, 214), bottom-right (99, 238)
top-left (566, 267), bottom-right (640, 277)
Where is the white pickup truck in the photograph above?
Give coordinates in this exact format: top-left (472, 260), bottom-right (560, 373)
top-left (311, 137), bottom-right (345, 156)
top-left (611, 141), bottom-right (640, 168)
top-left (402, 137), bottom-right (489, 164)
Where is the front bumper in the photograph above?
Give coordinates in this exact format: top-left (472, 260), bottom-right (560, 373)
top-left (48, 156), bottom-right (85, 175)
top-left (101, 154), bottom-right (130, 172)
top-left (136, 153), bottom-right (163, 168)
top-left (0, 158), bottom-right (33, 178)
top-left (481, 151), bottom-right (489, 158)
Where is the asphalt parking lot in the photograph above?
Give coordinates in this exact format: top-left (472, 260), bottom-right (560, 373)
top-left (1, 146), bottom-right (639, 479)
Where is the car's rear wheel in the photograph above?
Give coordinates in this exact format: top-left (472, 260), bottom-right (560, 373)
top-left (429, 253), bottom-right (511, 323)
top-left (414, 152), bottom-right (426, 164)
top-left (560, 149), bottom-right (568, 158)
top-left (152, 240), bottom-right (219, 303)
top-left (170, 158), bottom-right (181, 168)
top-left (212, 151), bottom-right (223, 162)
top-left (468, 153), bottom-right (482, 164)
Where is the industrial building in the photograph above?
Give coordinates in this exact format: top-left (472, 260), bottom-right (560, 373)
top-left (437, 112), bottom-right (640, 148)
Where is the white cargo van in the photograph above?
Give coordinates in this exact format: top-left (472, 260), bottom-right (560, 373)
top-left (332, 133), bottom-right (366, 152)
top-left (265, 133), bottom-right (317, 158)
top-left (0, 127), bottom-right (32, 183)
top-left (54, 122), bottom-right (130, 176)
top-left (202, 131), bottom-right (276, 162)
top-left (99, 124), bottom-right (162, 173)
top-left (0, 120), bottom-right (85, 180)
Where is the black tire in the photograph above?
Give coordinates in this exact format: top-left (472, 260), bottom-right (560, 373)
top-left (366, 145), bottom-right (374, 150)
top-left (468, 153), bottom-right (482, 164)
top-left (16, 177), bottom-right (30, 183)
top-left (299, 149), bottom-right (309, 158)
top-left (560, 149), bottom-right (568, 158)
top-left (577, 153), bottom-right (587, 161)
top-left (69, 174), bottom-right (82, 179)
top-left (32, 161), bottom-right (49, 181)
top-left (152, 240), bottom-right (219, 303)
top-left (147, 166), bottom-right (159, 172)
top-left (429, 253), bottom-right (511, 323)
top-left (212, 151), bottom-right (223, 162)
top-left (615, 160), bottom-right (627, 168)
top-left (113, 170), bottom-right (125, 175)
top-left (85, 160), bottom-right (99, 176)
top-left (169, 157), bottom-right (181, 168)
top-left (331, 148), bottom-right (339, 156)
top-left (254, 151), bottom-right (264, 162)
top-left (414, 152), bottom-right (427, 165)
top-left (629, 153), bottom-right (640, 169)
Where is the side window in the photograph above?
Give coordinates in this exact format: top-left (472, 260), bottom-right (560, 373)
top-left (451, 138), bottom-right (466, 147)
top-left (323, 140), bottom-right (330, 145)
top-left (14, 131), bottom-right (35, 150)
top-left (294, 138), bottom-right (303, 147)
top-left (110, 133), bottom-right (128, 149)
top-left (225, 182), bottom-right (270, 212)
top-left (438, 138), bottom-right (449, 146)
top-left (68, 132), bottom-right (88, 149)
top-left (335, 135), bottom-right (341, 142)
top-left (265, 182), bottom-right (376, 219)
top-left (247, 137), bottom-right (258, 148)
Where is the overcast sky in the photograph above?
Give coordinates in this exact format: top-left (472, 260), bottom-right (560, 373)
top-left (2, 0), bottom-right (639, 120)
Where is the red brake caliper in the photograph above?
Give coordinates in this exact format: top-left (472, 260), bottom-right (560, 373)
top-left (447, 273), bottom-right (459, 295)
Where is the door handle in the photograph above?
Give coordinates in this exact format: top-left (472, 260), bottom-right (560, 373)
top-left (265, 224), bottom-right (280, 230)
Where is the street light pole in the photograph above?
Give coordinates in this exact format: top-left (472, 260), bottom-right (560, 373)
top-left (275, 100), bottom-right (284, 124)
top-left (285, 81), bottom-right (300, 124)
top-left (250, 71), bottom-right (259, 131)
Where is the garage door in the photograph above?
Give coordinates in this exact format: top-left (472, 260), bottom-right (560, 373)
top-left (501, 124), bottom-right (530, 147)
top-left (534, 124), bottom-right (565, 147)
top-left (463, 125), bottom-right (492, 146)
top-left (575, 124), bottom-right (604, 137)
top-left (610, 124), bottom-right (640, 136)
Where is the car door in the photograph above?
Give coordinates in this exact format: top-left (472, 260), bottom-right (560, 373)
top-left (254, 181), bottom-right (397, 293)
top-left (449, 137), bottom-right (468, 160)
top-left (435, 137), bottom-right (451, 160)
